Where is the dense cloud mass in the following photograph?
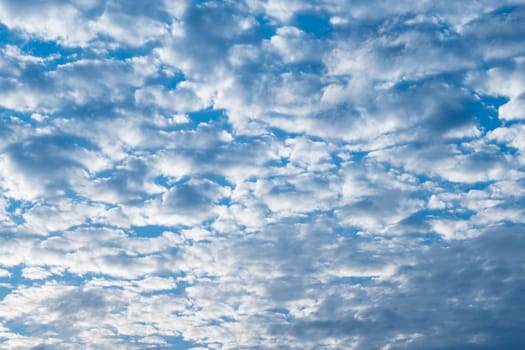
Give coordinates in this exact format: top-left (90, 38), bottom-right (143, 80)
top-left (0, 0), bottom-right (524, 349)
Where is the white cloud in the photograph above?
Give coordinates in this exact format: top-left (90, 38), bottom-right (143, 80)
top-left (21, 266), bottom-right (54, 280)
top-left (268, 27), bottom-right (321, 64)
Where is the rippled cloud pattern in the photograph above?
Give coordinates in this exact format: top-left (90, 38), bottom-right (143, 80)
top-left (0, 1), bottom-right (525, 349)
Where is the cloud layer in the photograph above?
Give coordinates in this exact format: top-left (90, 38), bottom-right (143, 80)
top-left (0, 1), bottom-right (524, 349)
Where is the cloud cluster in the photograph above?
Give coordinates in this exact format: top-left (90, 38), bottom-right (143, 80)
top-left (0, 0), bottom-right (524, 349)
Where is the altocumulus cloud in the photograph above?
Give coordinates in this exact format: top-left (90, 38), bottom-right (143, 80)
top-left (0, 0), bottom-right (524, 349)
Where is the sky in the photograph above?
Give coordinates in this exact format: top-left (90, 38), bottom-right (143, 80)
top-left (0, 0), bottom-right (524, 349)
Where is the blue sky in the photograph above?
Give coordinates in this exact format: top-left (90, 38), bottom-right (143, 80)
top-left (0, 1), bottom-right (524, 349)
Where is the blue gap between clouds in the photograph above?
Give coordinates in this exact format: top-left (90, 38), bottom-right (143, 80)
top-left (0, 25), bottom-right (82, 67)
top-left (158, 108), bottom-right (231, 133)
top-left (333, 276), bottom-right (375, 286)
top-left (476, 95), bottom-right (508, 132)
top-left (0, 265), bottom-right (27, 302)
top-left (208, 315), bottom-right (238, 326)
top-left (0, 108), bottom-right (42, 126)
top-left (142, 65), bottom-right (185, 90)
top-left (267, 308), bottom-right (295, 322)
top-left (293, 13), bottom-right (332, 38)
top-left (5, 197), bottom-right (34, 225)
top-left (187, 108), bottom-right (226, 126)
top-left (129, 225), bottom-right (175, 238)
top-left (256, 16), bottom-right (276, 39)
